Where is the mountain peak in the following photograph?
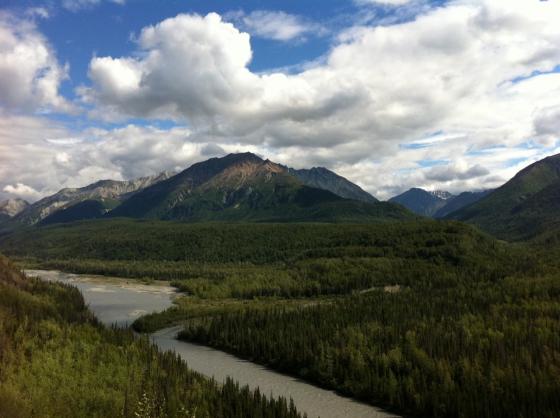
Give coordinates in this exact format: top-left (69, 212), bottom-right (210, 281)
top-left (221, 152), bottom-right (264, 165)
top-left (390, 188), bottom-right (453, 217)
top-left (430, 190), bottom-right (454, 200)
top-left (288, 166), bottom-right (377, 203)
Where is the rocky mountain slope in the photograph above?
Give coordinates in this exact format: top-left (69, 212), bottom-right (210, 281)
top-left (109, 153), bottom-right (411, 223)
top-left (288, 167), bottom-right (377, 203)
top-left (10, 172), bottom-right (173, 226)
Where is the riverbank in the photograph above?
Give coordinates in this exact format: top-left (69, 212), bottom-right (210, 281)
top-left (30, 269), bottom-right (398, 418)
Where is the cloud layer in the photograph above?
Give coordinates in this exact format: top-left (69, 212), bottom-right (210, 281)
top-left (2, 1), bottom-right (560, 201)
top-left (0, 13), bottom-right (71, 113)
top-left (226, 10), bottom-right (325, 41)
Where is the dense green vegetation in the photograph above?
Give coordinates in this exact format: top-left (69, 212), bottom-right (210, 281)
top-left (0, 219), bottom-right (515, 298)
top-left (3, 217), bottom-right (560, 417)
top-left (448, 153), bottom-right (560, 240)
top-left (0, 254), bottom-right (304, 418)
top-left (179, 275), bottom-right (560, 418)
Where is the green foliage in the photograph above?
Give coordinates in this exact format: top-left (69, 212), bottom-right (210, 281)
top-left (177, 275), bottom-right (560, 418)
top-left (0, 254), bottom-right (304, 418)
top-left (3, 218), bottom-right (559, 417)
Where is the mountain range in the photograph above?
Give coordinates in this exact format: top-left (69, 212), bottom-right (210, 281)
top-left (108, 153), bottom-right (407, 223)
top-left (1, 153), bottom-right (408, 228)
top-left (4, 151), bottom-right (560, 240)
top-left (387, 188), bottom-right (490, 218)
top-left (8, 172), bottom-right (174, 227)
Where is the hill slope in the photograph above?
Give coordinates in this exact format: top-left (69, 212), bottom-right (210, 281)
top-left (0, 254), bottom-right (303, 418)
top-left (39, 199), bottom-right (118, 225)
top-left (447, 153), bottom-right (560, 240)
top-left (109, 153), bottom-right (411, 223)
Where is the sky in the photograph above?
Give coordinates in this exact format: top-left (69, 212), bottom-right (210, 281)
top-left (1, 0), bottom-right (560, 202)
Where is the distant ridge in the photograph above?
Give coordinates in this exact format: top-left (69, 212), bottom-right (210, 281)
top-left (434, 190), bottom-right (491, 218)
top-left (447, 153), bottom-right (560, 240)
top-left (389, 188), bottom-right (453, 217)
top-left (10, 171), bottom-right (174, 226)
top-left (108, 153), bottom-right (411, 223)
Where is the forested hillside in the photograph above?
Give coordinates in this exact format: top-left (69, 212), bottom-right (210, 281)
top-left (0, 254), bottom-right (303, 418)
top-left (0, 219), bottom-right (513, 297)
top-left (3, 218), bottom-right (560, 417)
top-left (448, 153), bottom-right (560, 240)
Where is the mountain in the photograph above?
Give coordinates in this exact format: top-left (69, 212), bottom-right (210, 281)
top-left (433, 190), bottom-right (492, 218)
top-left (0, 198), bottom-right (29, 219)
top-left (39, 199), bottom-right (117, 226)
top-left (109, 153), bottom-right (412, 223)
top-left (288, 167), bottom-right (378, 203)
top-left (10, 172), bottom-right (173, 226)
top-left (389, 188), bottom-right (454, 217)
top-left (447, 153), bottom-right (560, 240)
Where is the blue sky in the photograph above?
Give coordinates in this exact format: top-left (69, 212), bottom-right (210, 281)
top-left (0, 0), bottom-right (560, 201)
top-left (6, 0), bottom-right (368, 97)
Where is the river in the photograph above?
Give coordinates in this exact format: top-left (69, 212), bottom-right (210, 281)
top-left (28, 269), bottom-right (399, 418)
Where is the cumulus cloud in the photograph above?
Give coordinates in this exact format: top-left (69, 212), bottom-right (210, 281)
top-left (424, 163), bottom-right (490, 182)
top-left (4, 0), bottom-right (560, 201)
top-left (0, 113), bottom-right (260, 202)
top-left (0, 13), bottom-right (72, 113)
top-left (3, 183), bottom-right (41, 201)
top-left (534, 106), bottom-right (560, 147)
top-left (226, 10), bottom-right (325, 41)
top-left (80, 1), bottom-right (560, 183)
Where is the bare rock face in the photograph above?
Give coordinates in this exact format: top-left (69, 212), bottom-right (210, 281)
top-left (288, 167), bottom-right (377, 203)
top-left (12, 172), bottom-right (174, 226)
top-left (0, 198), bottom-right (30, 218)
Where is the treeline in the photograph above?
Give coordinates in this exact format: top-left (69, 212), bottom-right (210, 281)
top-left (1, 219), bottom-right (531, 299)
top-left (179, 276), bottom-right (560, 418)
top-left (1, 218), bottom-right (506, 264)
top-left (0, 254), bottom-right (304, 418)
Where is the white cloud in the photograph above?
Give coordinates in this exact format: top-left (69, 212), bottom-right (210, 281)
top-left (226, 10), bottom-right (325, 41)
top-left (534, 106), bottom-right (560, 147)
top-left (5, 0), bottom-right (560, 201)
top-left (25, 7), bottom-right (50, 19)
top-left (3, 183), bottom-right (41, 201)
top-left (0, 13), bottom-right (73, 113)
top-left (61, 0), bottom-right (125, 12)
top-left (80, 1), bottom-right (560, 192)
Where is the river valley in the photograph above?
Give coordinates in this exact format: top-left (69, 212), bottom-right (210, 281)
top-left (27, 269), bottom-right (398, 418)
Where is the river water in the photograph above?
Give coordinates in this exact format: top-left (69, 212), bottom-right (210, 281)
top-left (28, 269), bottom-right (399, 418)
